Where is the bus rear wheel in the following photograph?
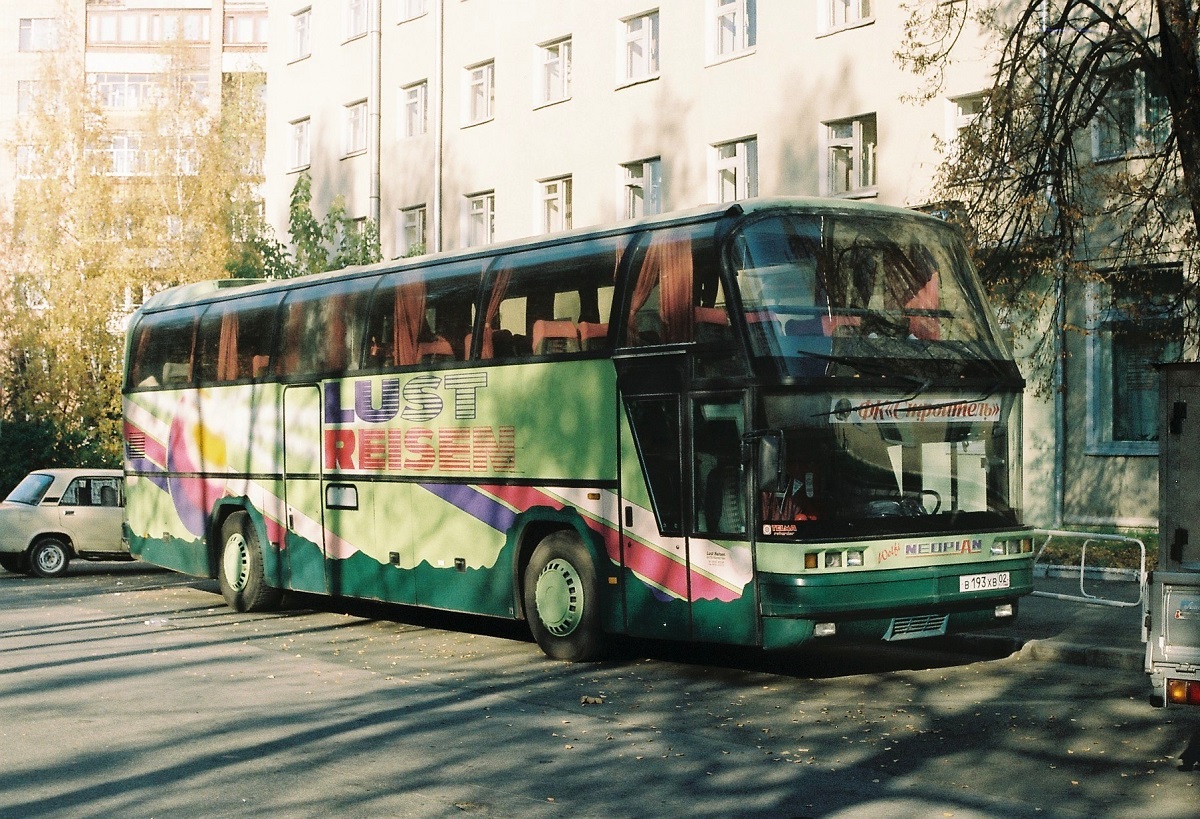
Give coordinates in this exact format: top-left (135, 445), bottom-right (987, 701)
top-left (523, 531), bottom-right (605, 662)
top-left (218, 511), bottom-right (282, 613)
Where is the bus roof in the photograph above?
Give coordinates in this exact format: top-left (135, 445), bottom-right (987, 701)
top-left (137, 197), bottom-right (946, 315)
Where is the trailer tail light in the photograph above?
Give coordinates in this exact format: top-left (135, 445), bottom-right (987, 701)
top-left (1166, 678), bottom-right (1200, 706)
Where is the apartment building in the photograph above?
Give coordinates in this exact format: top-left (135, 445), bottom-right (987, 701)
top-left (0, 0), bottom-right (268, 210)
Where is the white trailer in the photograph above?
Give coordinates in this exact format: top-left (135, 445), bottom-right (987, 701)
top-left (1145, 362), bottom-right (1200, 707)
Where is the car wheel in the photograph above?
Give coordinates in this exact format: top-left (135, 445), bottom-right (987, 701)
top-left (523, 531), bottom-right (605, 662)
top-left (0, 553), bottom-right (29, 574)
top-left (218, 511), bottom-right (281, 612)
top-left (29, 538), bottom-right (71, 578)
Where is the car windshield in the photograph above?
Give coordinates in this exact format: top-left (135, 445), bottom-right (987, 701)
top-left (4, 473), bottom-right (55, 505)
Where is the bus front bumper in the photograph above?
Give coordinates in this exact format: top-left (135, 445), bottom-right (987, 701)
top-left (757, 559), bottom-right (1033, 651)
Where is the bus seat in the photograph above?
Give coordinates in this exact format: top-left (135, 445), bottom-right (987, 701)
top-left (578, 322), bottom-right (608, 350)
top-left (162, 362), bottom-right (190, 385)
top-left (694, 306), bottom-right (731, 344)
top-left (822, 315), bottom-right (861, 336)
top-left (417, 337), bottom-right (455, 362)
top-left (532, 320), bottom-right (580, 354)
top-left (784, 318), bottom-right (824, 337)
top-left (251, 355), bottom-right (271, 378)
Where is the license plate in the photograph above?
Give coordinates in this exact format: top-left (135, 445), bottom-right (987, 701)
top-left (959, 571), bottom-right (1010, 593)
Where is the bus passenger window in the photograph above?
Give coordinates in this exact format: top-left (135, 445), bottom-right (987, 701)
top-left (479, 238), bottom-right (621, 361)
top-left (127, 311), bottom-right (200, 389)
top-left (623, 223), bottom-right (721, 347)
top-left (364, 264), bottom-right (482, 368)
top-left (196, 296), bottom-right (282, 385)
top-left (277, 285), bottom-right (370, 378)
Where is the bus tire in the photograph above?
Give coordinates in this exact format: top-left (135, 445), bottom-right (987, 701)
top-left (29, 537), bottom-right (71, 578)
top-left (218, 512), bottom-right (281, 613)
top-left (523, 531), bottom-right (605, 662)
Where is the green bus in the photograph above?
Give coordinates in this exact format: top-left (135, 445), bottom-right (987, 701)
top-left (122, 198), bottom-right (1033, 661)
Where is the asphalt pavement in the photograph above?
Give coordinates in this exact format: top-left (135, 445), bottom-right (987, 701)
top-left (957, 569), bottom-right (1147, 671)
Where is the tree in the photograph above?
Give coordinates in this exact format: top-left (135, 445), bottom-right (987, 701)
top-left (0, 28), bottom-right (272, 476)
top-left (285, 171), bottom-right (381, 277)
top-left (898, 0), bottom-right (1200, 382)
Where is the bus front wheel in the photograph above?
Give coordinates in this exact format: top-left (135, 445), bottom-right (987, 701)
top-left (218, 512), bottom-right (281, 613)
top-left (524, 531), bottom-right (605, 662)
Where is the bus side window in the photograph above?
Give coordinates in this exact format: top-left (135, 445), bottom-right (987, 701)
top-left (276, 285), bottom-right (370, 379)
top-left (127, 311), bottom-right (200, 389)
top-left (197, 296), bottom-right (282, 384)
top-left (364, 263), bottom-right (483, 369)
top-left (478, 238), bottom-right (621, 361)
top-left (623, 224), bottom-right (725, 347)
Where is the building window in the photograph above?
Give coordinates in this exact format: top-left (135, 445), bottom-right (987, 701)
top-left (19, 18), bottom-right (59, 52)
top-left (346, 0), bottom-right (368, 39)
top-left (622, 11), bottom-right (660, 83)
top-left (822, 0), bottom-right (873, 33)
top-left (622, 158), bottom-right (662, 218)
top-left (466, 60), bottom-right (495, 124)
top-left (344, 101), bottom-right (367, 155)
top-left (538, 38), bottom-right (572, 105)
top-left (1088, 267), bottom-right (1183, 454)
top-left (290, 117), bottom-right (311, 170)
top-left (711, 0), bottom-right (755, 61)
top-left (1092, 69), bottom-right (1171, 161)
top-left (400, 0), bottom-right (428, 21)
top-left (225, 12), bottom-right (268, 44)
top-left (401, 81), bottom-right (428, 137)
top-left (825, 113), bottom-right (877, 196)
top-left (91, 73), bottom-right (155, 109)
top-left (109, 133), bottom-right (143, 177)
top-left (713, 138), bottom-right (757, 203)
top-left (292, 9), bottom-right (312, 60)
top-left (540, 177), bottom-right (573, 233)
top-left (17, 80), bottom-right (41, 116)
top-left (396, 205), bottom-right (427, 257)
top-left (466, 191), bottom-right (495, 247)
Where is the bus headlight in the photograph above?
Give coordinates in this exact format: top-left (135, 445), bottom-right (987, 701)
top-left (845, 550), bottom-right (864, 567)
top-left (825, 552), bottom-right (842, 568)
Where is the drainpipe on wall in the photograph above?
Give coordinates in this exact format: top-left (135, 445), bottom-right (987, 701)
top-left (432, 0), bottom-right (445, 253)
top-left (368, 0), bottom-right (382, 229)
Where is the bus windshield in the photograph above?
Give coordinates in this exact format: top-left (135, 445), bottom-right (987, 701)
top-left (729, 211), bottom-right (1011, 380)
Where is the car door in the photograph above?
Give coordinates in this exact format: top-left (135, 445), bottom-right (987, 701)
top-left (57, 475), bottom-right (124, 553)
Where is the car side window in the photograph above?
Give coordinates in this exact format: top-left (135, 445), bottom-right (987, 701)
top-left (61, 477), bottom-right (123, 508)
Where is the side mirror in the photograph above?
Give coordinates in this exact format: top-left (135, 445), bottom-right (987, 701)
top-left (743, 429), bottom-right (787, 497)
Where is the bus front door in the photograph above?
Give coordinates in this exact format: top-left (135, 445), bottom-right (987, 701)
top-left (282, 384), bottom-right (328, 594)
top-left (618, 355), bottom-right (693, 640)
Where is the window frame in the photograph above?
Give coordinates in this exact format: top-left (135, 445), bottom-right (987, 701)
top-left (621, 10), bottom-right (660, 85)
top-left (465, 60), bottom-right (495, 125)
top-left (712, 137), bottom-right (758, 203)
top-left (536, 37), bottom-right (572, 106)
top-left (824, 113), bottom-right (877, 198)
top-left (401, 80), bottom-right (428, 138)
top-left (465, 191), bottom-right (495, 247)
top-left (344, 99), bottom-right (368, 156)
top-left (289, 117), bottom-right (311, 171)
top-left (1091, 68), bottom-right (1171, 162)
top-left (19, 17), bottom-right (58, 52)
top-left (709, 0), bottom-right (756, 63)
top-left (621, 157), bottom-right (663, 218)
top-left (1085, 267), bottom-right (1184, 455)
top-left (345, 0), bottom-right (368, 41)
top-left (539, 176), bottom-right (573, 234)
top-left (396, 205), bottom-right (428, 257)
top-left (820, 0), bottom-right (874, 35)
top-left (291, 8), bottom-right (312, 61)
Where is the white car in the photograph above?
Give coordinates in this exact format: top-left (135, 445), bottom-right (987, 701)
top-left (0, 468), bottom-right (129, 578)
